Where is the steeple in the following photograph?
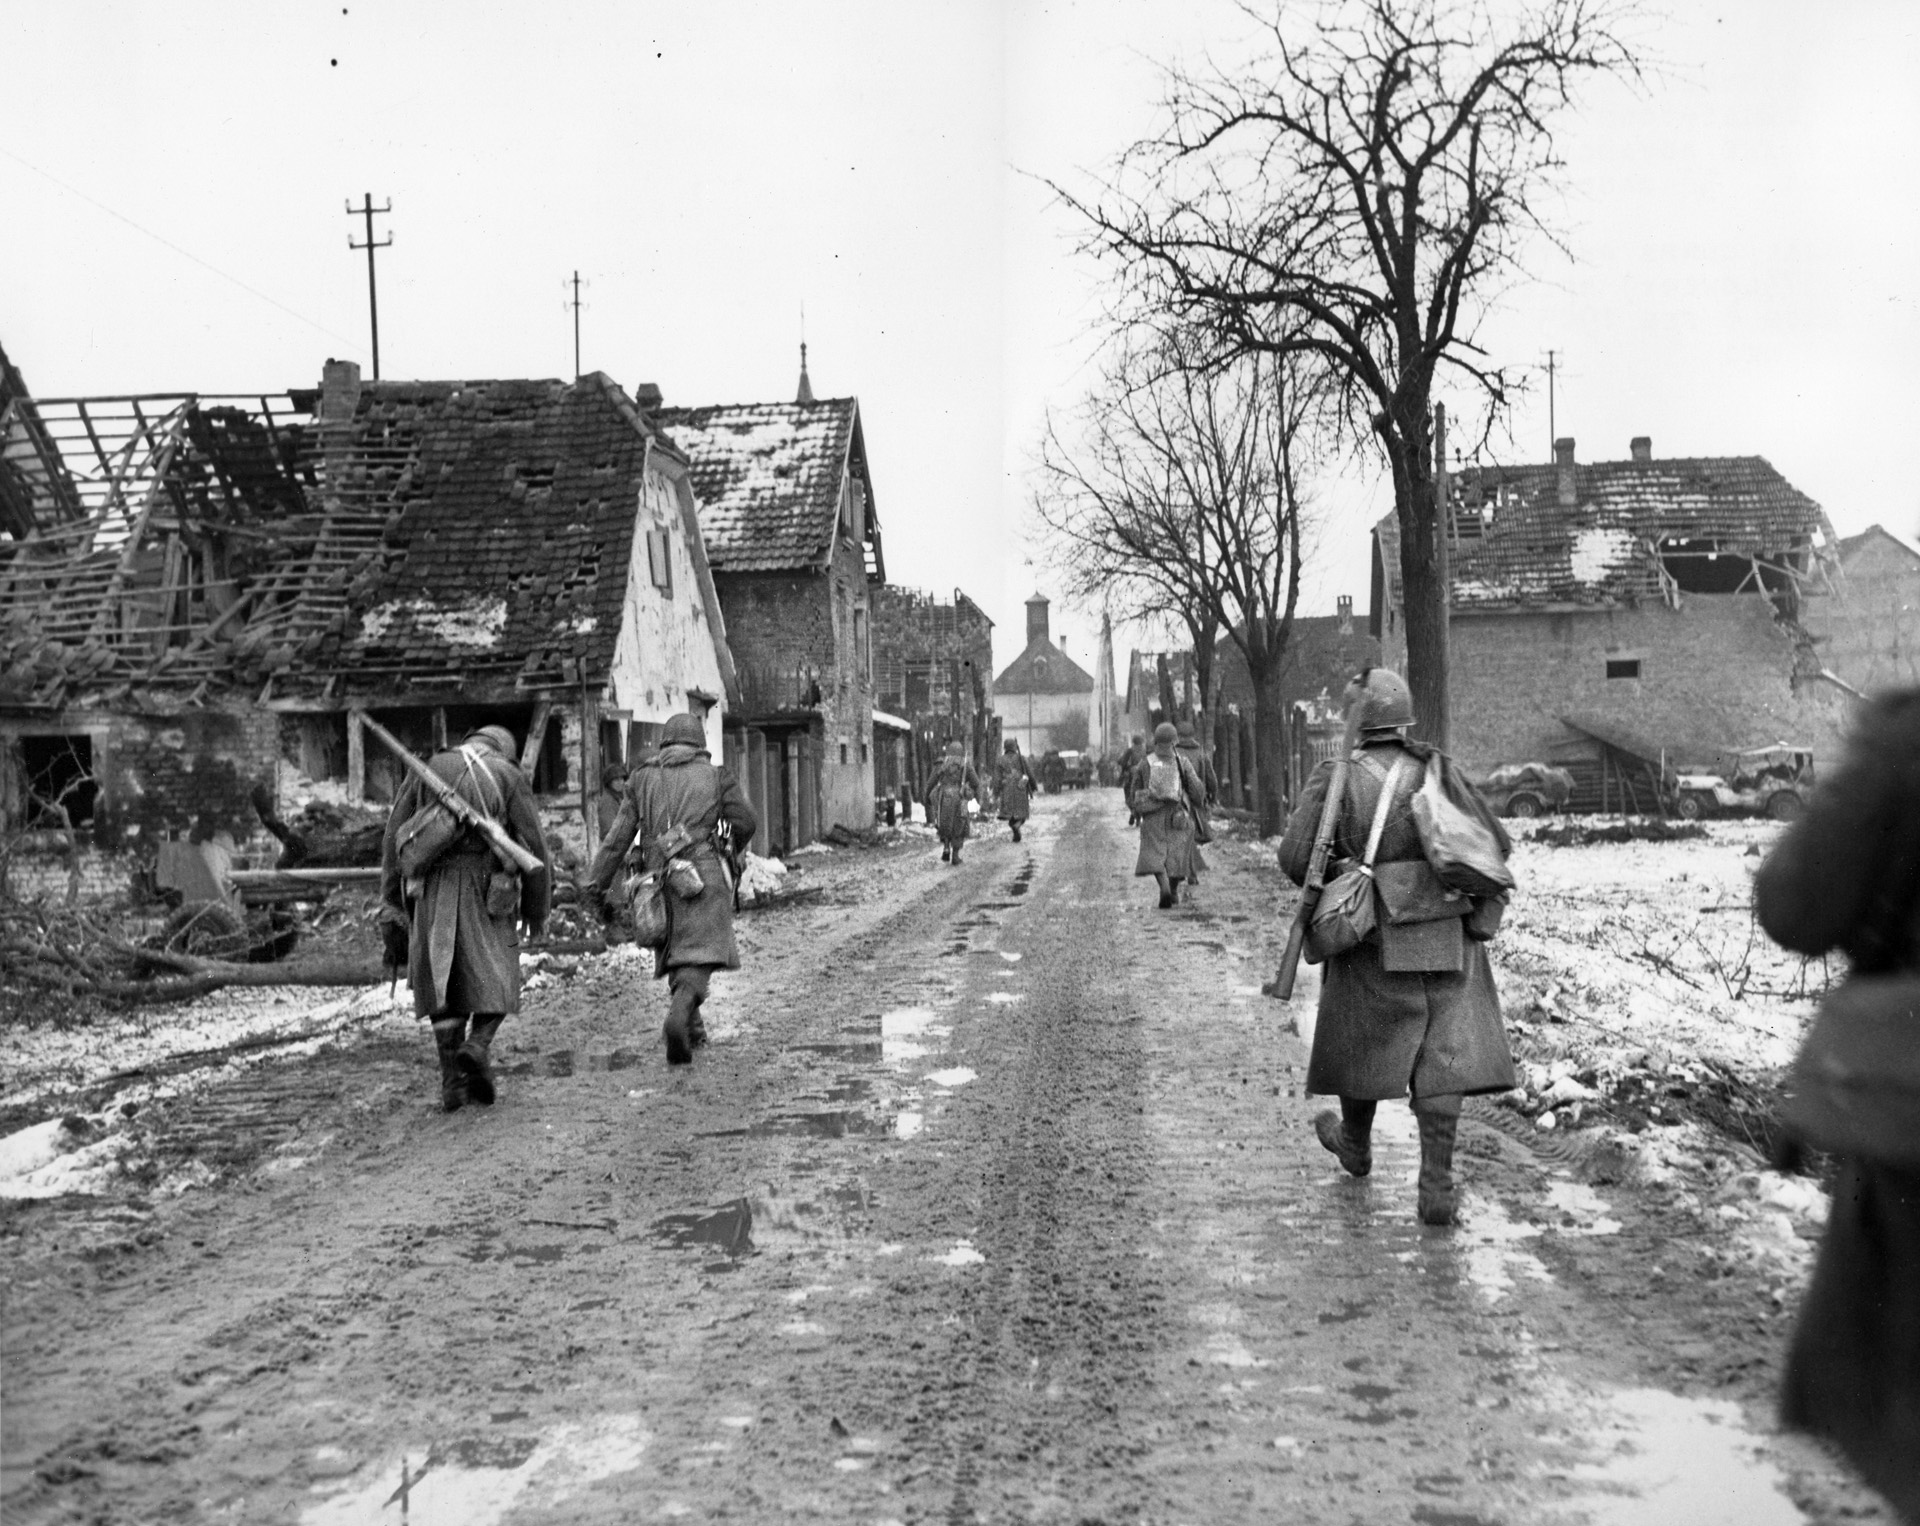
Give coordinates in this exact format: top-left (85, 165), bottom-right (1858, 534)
top-left (796, 340), bottom-right (815, 404)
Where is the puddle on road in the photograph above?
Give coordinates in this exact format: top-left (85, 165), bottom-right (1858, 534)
top-left (894, 1110), bottom-right (924, 1139)
top-left (934, 1239), bottom-right (985, 1267)
top-left (880, 1007), bottom-right (947, 1065)
top-left (302, 1415), bottom-right (649, 1525)
top-left (926, 1067), bottom-right (976, 1088)
top-left (985, 992), bottom-right (1024, 1005)
top-left (1456, 1195), bottom-right (1554, 1302)
top-left (1556, 1388), bottom-right (1805, 1524)
top-left (649, 1199), bottom-right (755, 1270)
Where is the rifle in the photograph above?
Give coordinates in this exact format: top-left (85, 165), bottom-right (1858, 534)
top-left (360, 714), bottom-right (545, 876)
top-left (1270, 698), bottom-right (1367, 1001)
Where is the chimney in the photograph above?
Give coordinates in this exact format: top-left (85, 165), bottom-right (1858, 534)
top-left (1025, 593), bottom-right (1051, 648)
top-left (1630, 435), bottom-right (1652, 463)
top-left (1555, 437), bottom-right (1577, 507)
top-left (320, 358), bottom-right (362, 424)
top-left (1337, 594), bottom-right (1354, 635)
top-left (634, 382), bottom-right (663, 415)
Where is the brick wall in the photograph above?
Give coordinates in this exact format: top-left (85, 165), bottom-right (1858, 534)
top-left (717, 556), bottom-right (874, 837)
top-left (2, 702), bottom-right (279, 852)
top-left (871, 585), bottom-right (994, 718)
top-left (1445, 596), bottom-right (1851, 775)
top-left (1822, 536), bottom-right (1920, 695)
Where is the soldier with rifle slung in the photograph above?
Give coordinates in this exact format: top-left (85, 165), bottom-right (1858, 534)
top-left (1275, 669), bottom-right (1515, 1226)
top-left (377, 723), bottom-right (552, 1113)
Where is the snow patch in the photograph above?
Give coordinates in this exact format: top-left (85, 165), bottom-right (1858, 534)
top-left (360, 595), bottom-right (508, 649)
top-left (1570, 526), bottom-right (1635, 584)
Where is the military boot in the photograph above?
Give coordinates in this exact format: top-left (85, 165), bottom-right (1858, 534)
top-left (1416, 1111), bottom-right (1460, 1226)
top-left (432, 1019), bottom-right (468, 1114)
top-left (457, 1015), bottom-right (504, 1106)
top-left (1313, 1098), bottom-right (1376, 1178)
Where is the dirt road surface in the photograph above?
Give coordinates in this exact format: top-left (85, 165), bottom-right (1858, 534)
top-left (1, 792), bottom-right (1892, 1524)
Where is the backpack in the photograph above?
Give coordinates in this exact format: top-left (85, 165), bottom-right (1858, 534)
top-left (1146, 755), bottom-right (1183, 802)
top-left (394, 745), bottom-right (506, 880)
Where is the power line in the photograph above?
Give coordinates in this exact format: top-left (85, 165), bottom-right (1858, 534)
top-left (0, 145), bottom-right (365, 354)
top-left (347, 195), bottom-right (393, 380)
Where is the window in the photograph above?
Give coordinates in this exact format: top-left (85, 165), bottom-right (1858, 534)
top-left (854, 607), bottom-right (870, 683)
top-left (839, 742), bottom-right (849, 766)
top-left (19, 734), bottom-right (97, 827)
top-left (646, 528), bottom-right (673, 594)
top-left (1606, 658), bottom-right (1641, 681)
top-left (860, 740), bottom-right (869, 764)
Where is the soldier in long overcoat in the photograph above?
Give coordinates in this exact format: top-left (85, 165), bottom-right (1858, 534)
top-left (380, 724), bottom-right (552, 1113)
top-left (996, 739), bottom-right (1038, 843)
top-left (926, 740), bottom-right (980, 865)
top-left (1278, 669), bottom-right (1515, 1226)
top-left (1174, 720), bottom-right (1217, 897)
top-left (1130, 722), bottom-right (1207, 910)
top-left (1755, 690), bottom-right (1920, 1519)
top-left (586, 712), bottom-right (757, 1066)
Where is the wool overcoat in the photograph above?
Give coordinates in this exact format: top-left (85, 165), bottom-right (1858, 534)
top-left (1279, 740), bottom-right (1514, 1102)
top-left (381, 744), bottom-right (552, 1018)
top-left (927, 757), bottom-right (979, 845)
top-left (1755, 691), bottom-right (1920, 1520)
top-left (587, 744), bottom-right (758, 975)
top-left (996, 752), bottom-right (1037, 824)
top-left (1129, 750), bottom-right (1206, 877)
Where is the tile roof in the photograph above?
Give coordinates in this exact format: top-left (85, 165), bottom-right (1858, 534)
top-left (1375, 453), bottom-right (1837, 613)
top-left (302, 374), bottom-right (677, 694)
top-left (653, 398), bottom-right (860, 573)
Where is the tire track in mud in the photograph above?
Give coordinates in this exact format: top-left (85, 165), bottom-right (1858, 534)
top-left (925, 816), bottom-right (1166, 1524)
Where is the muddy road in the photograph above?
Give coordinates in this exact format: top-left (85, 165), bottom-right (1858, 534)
top-left (0, 792), bottom-right (1890, 1523)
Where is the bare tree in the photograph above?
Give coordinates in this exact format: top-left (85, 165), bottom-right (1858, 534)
top-left (1055, 0), bottom-right (1644, 746)
top-left (1035, 334), bottom-right (1316, 834)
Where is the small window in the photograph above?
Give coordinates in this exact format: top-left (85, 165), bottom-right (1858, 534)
top-left (1606, 658), bottom-right (1641, 680)
top-left (839, 742), bottom-right (849, 766)
top-left (860, 740), bottom-right (869, 763)
top-left (646, 528), bottom-right (673, 594)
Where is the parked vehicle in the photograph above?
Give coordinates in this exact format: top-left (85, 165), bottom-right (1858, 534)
top-left (1672, 745), bottom-right (1814, 822)
top-left (1475, 762), bottom-right (1575, 819)
top-left (1057, 750), bottom-right (1093, 790)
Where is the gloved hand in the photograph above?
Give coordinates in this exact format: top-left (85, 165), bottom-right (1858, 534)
top-left (379, 913), bottom-right (409, 969)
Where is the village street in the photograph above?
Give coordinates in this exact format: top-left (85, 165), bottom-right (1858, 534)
top-left (0, 790), bottom-right (1889, 1526)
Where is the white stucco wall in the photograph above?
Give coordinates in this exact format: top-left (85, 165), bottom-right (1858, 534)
top-left (993, 690), bottom-right (1089, 755)
top-left (607, 465), bottom-right (728, 754)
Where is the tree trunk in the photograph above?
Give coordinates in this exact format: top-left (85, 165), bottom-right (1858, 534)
top-left (1392, 407), bottom-right (1451, 752)
top-left (1249, 661), bottom-right (1290, 838)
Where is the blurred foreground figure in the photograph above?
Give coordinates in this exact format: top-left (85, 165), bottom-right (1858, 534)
top-left (1756, 691), bottom-right (1920, 1522)
top-left (1278, 669), bottom-right (1515, 1226)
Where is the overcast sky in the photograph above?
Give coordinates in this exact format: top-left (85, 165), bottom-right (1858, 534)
top-left (5, 2), bottom-right (1917, 676)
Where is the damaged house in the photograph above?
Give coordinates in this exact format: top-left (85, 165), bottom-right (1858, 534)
top-left (653, 365), bottom-right (883, 853)
top-left (0, 350), bottom-right (737, 891)
top-left (1371, 436), bottom-right (1849, 794)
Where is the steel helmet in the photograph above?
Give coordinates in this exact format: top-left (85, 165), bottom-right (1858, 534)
top-left (465, 724), bottom-right (518, 757)
top-left (1343, 667), bottom-right (1414, 732)
top-left (662, 712), bottom-right (707, 748)
top-left (1152, 722), bottom-right (1178, 745)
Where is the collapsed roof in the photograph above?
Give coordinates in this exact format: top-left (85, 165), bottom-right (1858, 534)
top-left (1374, 442), bottom-right (1838, 615)
top-left (0, 361), bottom-right (733, 711)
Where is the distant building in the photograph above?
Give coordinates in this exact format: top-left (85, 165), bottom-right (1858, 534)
top-left (993, 594), bottom-right (1093, 755)
top-left (1826, 524), bottom-right (1920, 695)
top-left (654, 354), bottom-right (884, 852)
top-left (1372, 435), bottom-right (1849, 795)
top-left (870, 584), bottom-right (995, 798)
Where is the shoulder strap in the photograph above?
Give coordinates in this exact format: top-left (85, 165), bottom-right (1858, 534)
top-left (457, 745), bottom-right (507, 822)
top-left (1360, 756), bottom-right (1411, 870)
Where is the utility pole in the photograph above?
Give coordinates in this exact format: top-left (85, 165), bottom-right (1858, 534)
top-left (569, 270), bottom-right (583, 381)
top-left (346, 194), bottom-right (392, 379)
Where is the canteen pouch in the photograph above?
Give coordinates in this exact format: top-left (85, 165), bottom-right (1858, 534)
top-left (486, 868), bottom-right (520, 920)
top-left (666, 857), bottom-right (705, 899)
